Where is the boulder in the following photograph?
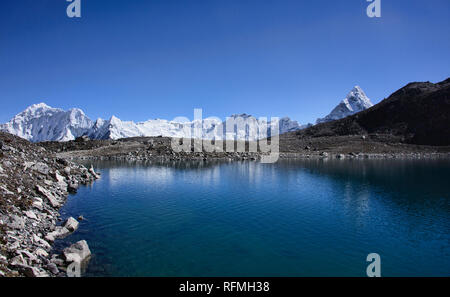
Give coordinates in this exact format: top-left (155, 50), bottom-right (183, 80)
top-left (35, 248), bottom-right (49, 258)
top-left (47, 263), bottom-right (59, 275)
top-left (7, 215), bottom-right (25, 230)
top-left (54, 171), bottom-right (68, 190)
top-left (32, 162), bottom-right (50, 175)
top-left (89, 165), bottom-right (100, 179)
top-left (18, 250), bottom-right (38, 263)
top-left (64, 166), bottom-right (71, 176)
top-left (23, 266), bottom-right (49, 277)
top-left (24, 210), bottom-right (37, 220)
top-left (68, 181), bottom-right (79, 194)
top-left (36, 185), bottom-right (60, 208)
top-left (45, 226), bottom-right (71, 242)
top-left (63, 240), bottom-right (91, 263)
top-left (33, 234), bottom-right (52, 250)
top-left (32, 198), bottom-right (43, 211)
top-left (64, 217), bottom-right (79, 232)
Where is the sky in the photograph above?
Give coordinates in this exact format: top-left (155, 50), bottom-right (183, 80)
top-left (0, 0), bottom-right (449, 124)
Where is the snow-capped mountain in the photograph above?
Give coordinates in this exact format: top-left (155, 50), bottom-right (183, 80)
top-left (88, 113), bottom-right (300, 141)
top-left (0, 103), bottom-right (93, 142)
top-left (88, 116), bottom-right (200, 140)
top-left (316, 86), bottom-right (373, 124)
top-left (1, 104), bottom-right (302, 142)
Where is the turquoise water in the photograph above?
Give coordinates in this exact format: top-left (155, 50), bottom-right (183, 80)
top-left (55, 159), bottom-right (450, 277)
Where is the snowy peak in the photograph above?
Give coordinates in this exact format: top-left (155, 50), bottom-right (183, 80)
top-left (345, 86), bottom-right (373, 111)
top-left (0, 103), bottom-right (93, 142)
top-left (20, 103), bottom-right (61, 117)
top-left (316, 86), bottom-right (373, 124)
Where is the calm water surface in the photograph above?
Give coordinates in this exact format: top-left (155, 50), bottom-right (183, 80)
top-left (55, 159), bottom-right (450, 276)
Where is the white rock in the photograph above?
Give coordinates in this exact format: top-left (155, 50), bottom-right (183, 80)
top-left (33, 197), bottom-right (43, 203)
top-left (64, 217), bottom-right (79, 232)
top-left (44, 234), bottom-right (55, 242)
top-left (64, 167), bottom-right (71, 176)
top-left (55, 171), bottom-right (68, 190)
top-left (45, 226), bottom-right (70, 242)
top-left (32, 200), bottom-right (43, 210)
top-left (36, 185), bottom-right (60, 208)
top-left (33, 234), bottom-right (51, 250)
top-left (7, 215), bottom-right (25, 230)
top-left (32, 162), bottom-right (50, 175)
top-left (63, 240), bottom-right (91, 263)
top-left (0, 185), bottom-right (14, 195)
top-left (35, 248), bottom-right (49, 258)
top-left (18, 250), bottom-right (38, 262)
top-left (24, 210), bottom-right (38, 220)
top-left (55, 171), bottom-right (65, 183)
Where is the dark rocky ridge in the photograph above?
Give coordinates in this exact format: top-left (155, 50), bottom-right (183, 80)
top-left (0, 132), bottom-right (99, 277)
top-left (295, 78), bottom-right (450, 146)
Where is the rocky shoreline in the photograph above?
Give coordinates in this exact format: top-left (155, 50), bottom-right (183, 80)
top-left (63, 151), bottom-right (450, 162)
top-left (0, 132), bottom-right (99, 277)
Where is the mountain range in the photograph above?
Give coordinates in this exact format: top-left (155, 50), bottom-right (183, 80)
top-left (1, 86), bottom-right (373, 142)
top-left (0, 104), bottom-right (305, 142)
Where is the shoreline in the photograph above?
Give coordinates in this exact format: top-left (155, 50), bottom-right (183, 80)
top-left (60, 151), bottom-right (450, 162)
top-left (38, 135), bottom-right (450, 163)
top-left (0, 132), bottom-right (99, 277)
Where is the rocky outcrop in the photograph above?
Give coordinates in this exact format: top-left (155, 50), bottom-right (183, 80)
top-left (0, 132), bottom-right (99, 277)
top-left (304, 78), bottom-right (450, 146)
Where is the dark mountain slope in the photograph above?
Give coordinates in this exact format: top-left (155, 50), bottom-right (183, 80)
top-left (298, 78), bottom-right (450, 146)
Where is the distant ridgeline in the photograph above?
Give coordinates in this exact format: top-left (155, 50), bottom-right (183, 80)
top-left (0, 104), bottom-right (303, 143)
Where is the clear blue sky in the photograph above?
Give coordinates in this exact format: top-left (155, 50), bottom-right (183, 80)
top-left (0, 0), bottom-right (449, 124)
